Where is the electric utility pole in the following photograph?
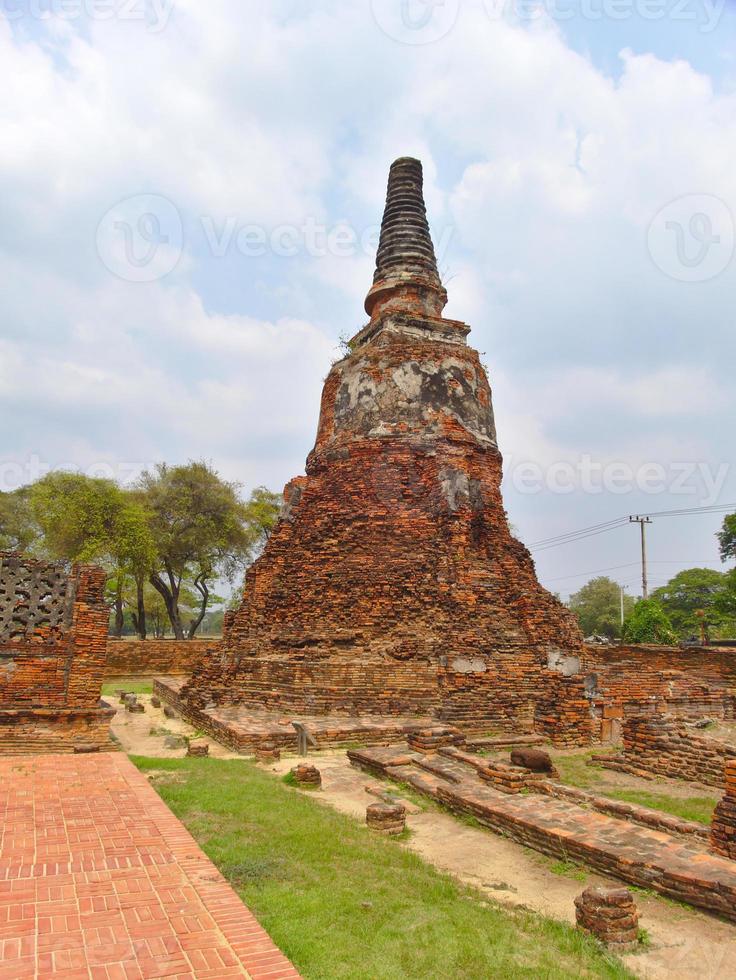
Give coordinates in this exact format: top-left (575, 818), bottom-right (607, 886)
top-left (629, 515), bottom-right (652, 599)
top-left (620, 585), bottom-right (626, 627)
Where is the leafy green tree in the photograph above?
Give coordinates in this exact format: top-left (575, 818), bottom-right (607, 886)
top-left (568, 576), bottom-right (635, 639)
top-left (30, 473), bottom-right (156, 638)
top-left (140, 462), bottom-right (263, 639)
top-left (651, 567), bottom-right (733, 639)
top-left (718, 513), bottom-right (736, 562)
top-left (0, 487), bottom-right (40, 552)
top-left (714, 568), bottom-right (736, 632)
top-left (622, 598), bottom-right (677, 645)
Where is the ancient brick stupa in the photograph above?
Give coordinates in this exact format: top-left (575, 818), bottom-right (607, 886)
top-left (180, 158), bottom-right (593, 745)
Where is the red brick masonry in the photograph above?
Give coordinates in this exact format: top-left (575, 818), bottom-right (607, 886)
top-left (0, 753), bottom-right (300, 980)
top-left (0, 553), bottom-right (113, 754)
top-left (105, 639), bottom-right (212, 679)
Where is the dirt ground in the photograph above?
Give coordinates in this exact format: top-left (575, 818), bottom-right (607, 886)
top-left (112, 693), bottom-right (736, 980)
top-left (109, 690), bottom-right (242, 759)
top-left (709, 719), bottom-right (736, 747)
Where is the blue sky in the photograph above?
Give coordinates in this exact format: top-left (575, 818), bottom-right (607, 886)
top-left (1, 0), bottom-right (734, 600)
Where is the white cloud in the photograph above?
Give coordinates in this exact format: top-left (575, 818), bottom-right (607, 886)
top-left (0, 1), bottom-right (733, 591)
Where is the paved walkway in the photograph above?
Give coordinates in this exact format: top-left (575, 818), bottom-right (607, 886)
top-left (0, 753), bottom-right (300, 980)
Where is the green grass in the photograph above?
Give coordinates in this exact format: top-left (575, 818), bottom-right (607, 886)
top-left (553, 752), bottom-right (607, 791)
top-left (549, 860), bottom-right (587, 882)
top-left (102, 680), bottom-right (153, 696)
top-left (602, 789), bottom-right (718, 826)
top-left (552, 751), bottom-right (718, 825)
top-left (133, 756), bottom-right (634, 980)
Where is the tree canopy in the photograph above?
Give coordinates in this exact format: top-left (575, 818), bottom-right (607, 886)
top-left (718, 513), bottom-right (736, 562)
top-left (622, 598), bottom-right (677, 645)
top-left (568, 576), bottom-right (635, 639)
top-left (0, 463), bottom-right (281, 640)
top-left (651, 567), bottom-right (734, 639)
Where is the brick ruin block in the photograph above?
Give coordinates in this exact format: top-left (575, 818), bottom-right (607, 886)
top-left (0, 552), bottom-right (113, 754)
top-left (256, 742), bottom-right (281, 763)
top-left (407, 726), bottom-right (464, 753)
top-left (596, 714), bottom-right (733, 787)
top-left (366, 802), bottom-right (407, 835)
top-left (574, 887), bottom-right (639, 950)
top-left (710, 760), bottom-right (736, 859)
top-left (509, 747), bottom-right (555, 772)
top-left (178, 158), bottom-right (594, 747)
top-left (186, 740), bottom-right (210, 757)
top-left (291, 764), bottom-right (321, 788)
top-left (478, 759), bottom-right (549, 794)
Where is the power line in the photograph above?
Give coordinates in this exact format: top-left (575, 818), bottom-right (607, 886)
top-left (545, 562), bottom-right (639, 583)
top-left (544, 559), bottom-right (722, 583)
top-left (530, 502), bottom-right (734, 551)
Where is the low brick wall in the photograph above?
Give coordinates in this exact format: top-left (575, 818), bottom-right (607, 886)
top-left (105, 638), bottom-right (213, 678)
top-left (582, 644), bottom-right (736, 727)
top-left (0, 703), bottom-right (116, 754)
top-left (153, 677), bottom-right (434, 755)
top-left (711, 761), bottom-right (736, 858)
top-left (534, 779), bottom-right (708, 840)
top-left (595, 715), bottom-right (734, 788)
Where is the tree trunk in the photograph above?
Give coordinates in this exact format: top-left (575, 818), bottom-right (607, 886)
top-left (136, 576), bottom-right (147, 640)
top-left (113, 579), bottom-right (124, 638)
top-left (149, 568), bottom-right (184, 640)
top-left (188, 574), bottom-right (209, 639)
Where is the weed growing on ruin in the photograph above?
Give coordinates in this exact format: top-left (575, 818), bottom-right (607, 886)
top-left (549, 860), bottom-right (587, 882)
top-left (134, 756), bottom-right (636, 980)
top-left (281, 770), bottom-right (319, 790)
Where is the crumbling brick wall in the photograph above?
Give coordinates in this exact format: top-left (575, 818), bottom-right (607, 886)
top-left (711, 760), bottom-right (736, 858)
top-left (105, 638), bottom-right (213, 677)
top-left (0, 552), bottom-right (113, 753)
top-left (581, 643), bottom-right (736, 725)
top-left (598, 714), bottom-right (733, 787)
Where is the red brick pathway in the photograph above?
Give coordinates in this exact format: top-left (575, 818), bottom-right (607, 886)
top-left (0, 753), bottom-right (301, 980)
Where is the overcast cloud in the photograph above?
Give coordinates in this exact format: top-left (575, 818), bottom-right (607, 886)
top-left (1, 0), bottom-right (734, 598)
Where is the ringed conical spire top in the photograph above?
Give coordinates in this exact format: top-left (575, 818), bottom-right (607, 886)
top-left (365, 157), bottom-right (448, 319)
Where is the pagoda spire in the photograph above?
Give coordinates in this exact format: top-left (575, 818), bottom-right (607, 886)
top-left (364, 157), bottom-right (448, 320)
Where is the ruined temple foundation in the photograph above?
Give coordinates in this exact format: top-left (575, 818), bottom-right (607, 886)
top-left (711, 760), bottom-right (736, 859)
top-left (170, 157), bottom-right (596, 749)
top-left (0, 552), bottom-right (114, 754)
